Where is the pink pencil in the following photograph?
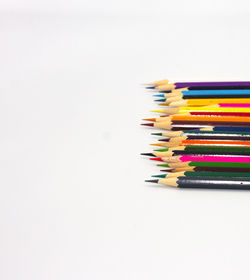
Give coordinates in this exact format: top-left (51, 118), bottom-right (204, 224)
top-left (219, 103), bottom-right (250, 108)
top-left (180, 155), bottom-right (250, 163)
top-left (153, 155), bottom-right (250, 163)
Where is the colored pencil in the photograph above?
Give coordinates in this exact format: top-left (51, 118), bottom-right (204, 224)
top-left (158, 132), bottom-right (250, 141)
top-left (146, 176), bottom-right (250, 190)
top-left (151, 155), bottom-right (250, 163)
top-left (197, 126), bottom-right (250, 132)
top-left (142, 120), bottom-right (250, 130)
top-left (155, 89), bottom-right (250, 99)
top-left (165, 89), bottom-right (250, 97)
top-left (142, 145), bottom-right (250, 158)
top-left (158, 115), bottom-right (250, 122)
top-left (152, 171), bottom-right (250, 178)
top-left (151, 130), bottom-right (250, 138)
top-left (159, 135), bottom-right (250, 141)
top-left (151, 107), bottom-right (250, 115)
top-left (157, 161), bottom-right (250, 169)
top-left (160, 166), bottom-right (250, 173)
top-left (152, 139), bottom-right (250, 148)
top-left (142, 116), bottom-right (250, 126)
top-left (170, 98), bottom-right (250, 107)
top-left (155, 82), bottom-right (250, 91)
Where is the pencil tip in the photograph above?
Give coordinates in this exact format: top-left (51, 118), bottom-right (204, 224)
top-left (157, 163), bottom-right (170, 167)
top-left (142, 118), bottom-right (156, 122)
top-left (158, 138), bottom-right (169, 142)
top-left (151, 133), bottom-right (162, 136)
top-left (150, 110), bottom-right (164, 113)
top-left (153, 94), bottom-right (165, 97)
top-left (141, 123), bottom-right (154, 127)
top-left (154, 99), bottom-right (166, 102)
top-left (140, 153), bottom-right (154, 157)
top-left (152, 174), bottom-right (166, 178)
top-left (150, 157), bottom-right (164, 162)
top-left (150, 143), bottom-right (163, 146)
top-left (145, 179), bottom-right (159, 183)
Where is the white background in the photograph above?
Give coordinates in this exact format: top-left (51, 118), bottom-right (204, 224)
top-left (1, 1), bottom-right (250, 279)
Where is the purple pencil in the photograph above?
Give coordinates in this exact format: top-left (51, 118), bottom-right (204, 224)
top-left (154, 81), bottom-right (250, 91)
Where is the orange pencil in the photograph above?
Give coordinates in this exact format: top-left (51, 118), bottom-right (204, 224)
top-left (171, 115), bottom-right (250, 123)
top-left (152, 139), bottom-right (250, 148)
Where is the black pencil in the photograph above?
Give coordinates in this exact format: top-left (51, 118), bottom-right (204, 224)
top-left (146, 176), bottom-right (250, 190)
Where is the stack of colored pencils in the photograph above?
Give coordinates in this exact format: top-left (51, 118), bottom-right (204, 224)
top-left (141, 79), bottom-right (250, 190)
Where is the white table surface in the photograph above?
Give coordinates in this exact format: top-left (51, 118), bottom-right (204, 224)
top-left (1, 7), bottom-right (250, 280)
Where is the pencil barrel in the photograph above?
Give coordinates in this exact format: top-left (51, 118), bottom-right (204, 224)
top-left (178, 177), bottom-right (250, 190)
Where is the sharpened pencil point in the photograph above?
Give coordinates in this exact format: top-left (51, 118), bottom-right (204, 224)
top-left (145, 179), bottom-right (159, 183)
top-left (157, 163), bottom-right (170, 167)
top-left (154, 148), bottom-right (169, 152)
top-left (142, 118), bottom-right (156, 122)
top-left (158, 138), bottom-right (170, 142)
top-left (140, 153), bottom-right (155, 157)
top-left (152, 174), bottom-right (166, 178)
top-left (141, 123), bottom-right (154, 127)
top-left (153, 94), bottom-right (165, 97)
top-left (151, 133), bottom-right (163, 136)
top-left (150, 109), bottom-right (165, 113)
top-left (150, 143), bottom-right (164, 146)
top-left (154, 99), bottom-right (166, 102)
top-left (150, 157), bottom-right (164, 162)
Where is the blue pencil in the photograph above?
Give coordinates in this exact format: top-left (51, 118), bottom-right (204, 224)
top-left (205, 126), bottom-right (250, 132)
top-left (183, 89), bottom-right (250, 96)
top-left (154, 89), bottom-right (250, 98)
